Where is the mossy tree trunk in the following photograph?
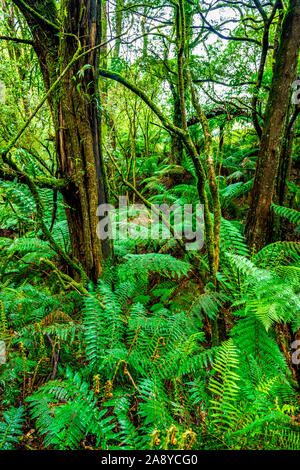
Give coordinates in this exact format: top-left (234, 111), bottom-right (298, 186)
top-left (170, 83), bottom-right (184, 164)
top-left (245, 0), bottom-right (300, 251)
top-left (12, 0), bottom-right (110, 281)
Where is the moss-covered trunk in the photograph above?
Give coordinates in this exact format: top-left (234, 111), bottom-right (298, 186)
top-left (56, 0), bottom-right (109, 281)
top-left (12, 0), bottom-right (109, 281)
top-left (170, 85), bottom-right (184, 164)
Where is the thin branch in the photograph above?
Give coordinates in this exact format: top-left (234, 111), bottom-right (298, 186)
top-left (0, 35), bottom-right (33, 45)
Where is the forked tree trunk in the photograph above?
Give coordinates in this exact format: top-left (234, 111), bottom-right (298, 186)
top-left (12, 0), bottom-right (110, 281)
top-left (245, 0), bottom-right (300, 251)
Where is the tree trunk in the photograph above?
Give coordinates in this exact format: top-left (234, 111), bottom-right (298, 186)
top-left (245, 0), bottom-right (300, 251)
top-left (276, 105), bottom-right (299, 206)
top-left (114, 0), bottom-right (123, 58)
top-left (271, 104), bottom-right (299, 240)
top-left (12, 0), bottom-right (110, 281)
top-left (169, 83), bottom-right (183, 164)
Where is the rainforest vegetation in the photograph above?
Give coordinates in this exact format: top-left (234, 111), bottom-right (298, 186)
top-left (0, 0), bottom-right (300, 451)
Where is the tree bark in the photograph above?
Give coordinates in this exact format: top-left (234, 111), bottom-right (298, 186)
top-left (170, 83), bottom-right (183, 164)
top-left (245, 0), bottom-right (300, 251)
top-left (275, 105), bottom-right (299, 207)
top-left (12, 0), bottom-right (110, 281)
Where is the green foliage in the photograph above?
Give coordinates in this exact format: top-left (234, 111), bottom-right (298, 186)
top-left (0, 406), bottom-right (24, 450)
top-left (272, 204), bottom-right (300, 226)
top-left (209, 339), bottom-right (240, 429)
top-left (220, 179), bottom-right (253, 209)
top-left (118, 253), bottom-right (191, 280)
top-left (26, 368), bottom-right (115, 449)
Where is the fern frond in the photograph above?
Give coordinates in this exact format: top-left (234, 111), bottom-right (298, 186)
top-left (0, 406), bottom-right (24, 450)
top-left (209, 339), bottom-right (240, 430)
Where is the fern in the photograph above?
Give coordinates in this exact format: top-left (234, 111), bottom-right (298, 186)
top-left (0, 406), bottom-right (24, 450)
top-left (26, 367), bottom-right (115, 449)
top-left (220, 219), bottom-right (249, 257)
top-left (118, 253), bottom-right (191, 281)
top-left (220, 179), bottom-right (253, 209)
top-left (209, 339), bottom-right (240, 430)
top-left (271, 204), bottom-right (300, 225)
